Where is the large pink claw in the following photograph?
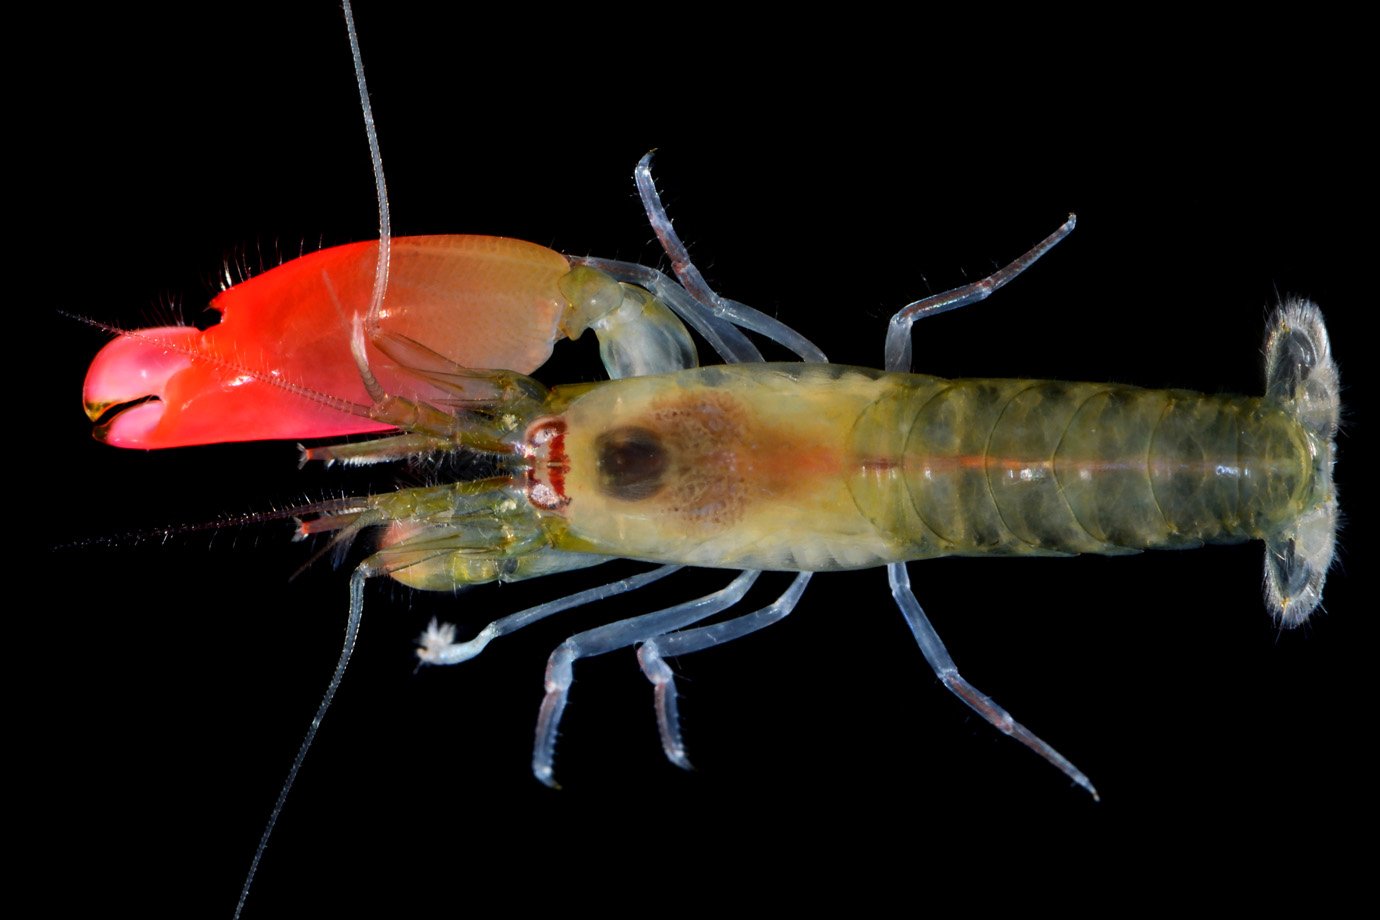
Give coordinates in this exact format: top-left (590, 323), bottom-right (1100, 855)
top-left (84, 236), bottom-right (572, 448)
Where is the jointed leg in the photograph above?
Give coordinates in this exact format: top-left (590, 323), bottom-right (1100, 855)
top-left (637, 573), bottom-right (812, 769)
top-left (884, 215), bottom-right (1075, 373)
top-left (888, 563), bottom-right (1097, 798)
top-left (416, 565), bottom-right (682, 666)
top-left (633, 154), bottom-right (829, 364)
top-left (532, 570), bottom-right (761, 786)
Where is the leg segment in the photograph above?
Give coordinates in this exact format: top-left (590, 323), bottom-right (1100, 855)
top-left (633, 154), bottom-right (828, 363)
top-left (576, 256), bottom-right (766, 365)
top-left (637, 572), bottom-right (812, 769)
top-left (415, 565), bottom-right (682, 666)
top-left (532, 570), bottom-right (761, 787)
top-left (884, 215), bottom-right (1076, 373)
top-left (887, 563), bottom-right (1098, 798)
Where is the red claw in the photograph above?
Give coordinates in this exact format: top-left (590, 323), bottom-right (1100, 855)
top-left (84, 236), bottom-right (572, 448)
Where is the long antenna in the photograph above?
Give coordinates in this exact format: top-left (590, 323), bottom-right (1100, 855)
top-left (234, 2), bottom-right (388, 914)
top-left (348, 0), bottom-right (391, 344)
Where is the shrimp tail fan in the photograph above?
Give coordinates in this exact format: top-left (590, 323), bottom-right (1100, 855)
top-left (1261, 298), bottom-right (1340, 627)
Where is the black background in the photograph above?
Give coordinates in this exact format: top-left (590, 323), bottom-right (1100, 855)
top-left (36, 4), bottom-right (1368, 912)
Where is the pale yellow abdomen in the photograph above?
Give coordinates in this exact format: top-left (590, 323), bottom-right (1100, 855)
top-left (545, 364), bottom-right (1321, 572)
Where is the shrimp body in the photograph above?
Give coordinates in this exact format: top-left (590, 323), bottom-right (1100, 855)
top-left (366, 345), bottom-right (1333, 633)
top-left (338, 288), bottom-right (1336, 809)
top-left (541, 364), bottom-right (1324, 574)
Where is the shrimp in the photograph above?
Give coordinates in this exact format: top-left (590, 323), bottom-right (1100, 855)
top-left (49, 4), bottom-right (1362, 914)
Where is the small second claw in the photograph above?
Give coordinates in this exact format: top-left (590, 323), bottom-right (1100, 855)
top-left (416, 618), bottom-right (458, 664)
top-left (666, 746), bottom-right (693, 772)
top-left (533, 762), bottom-right (561, 790)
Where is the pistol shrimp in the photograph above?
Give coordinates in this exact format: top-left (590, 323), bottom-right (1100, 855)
top-left (45, 3), bottom-right (1365, 913)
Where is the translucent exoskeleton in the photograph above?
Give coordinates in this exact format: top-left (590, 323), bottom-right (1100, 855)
top-left (46, 4), bottom-right (1363, 915)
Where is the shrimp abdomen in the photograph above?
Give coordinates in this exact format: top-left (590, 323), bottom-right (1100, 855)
top-left (852, 378), bottom-right (1314, 560)
top-left (547, 348), bottom-right (1332, 617)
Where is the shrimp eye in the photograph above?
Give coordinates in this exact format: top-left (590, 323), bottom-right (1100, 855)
top-left (595, 426), bottom-right (667, 501)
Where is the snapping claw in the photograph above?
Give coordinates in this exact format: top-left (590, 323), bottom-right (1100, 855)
top-left (82, 322), bottom-right (382, 448)
top-left (83, 236), bottom-right (571, 448)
